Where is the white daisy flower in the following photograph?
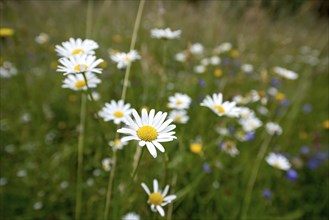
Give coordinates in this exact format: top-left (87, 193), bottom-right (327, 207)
top-left (117, 109), bottom-right (177, 158)
top-left (193, 65), bottom-right (206, 74)
top-left (110, 50), bottom-right (140, 69)
top-left (35, 32), bottom-right (49, 44)
top-left (274, 67), bottom-right (298, 80)
top-left (221, 140), bottom-right (239, 157)
top-left (214, 42), bottom-right (232, 54)
top-left (175, 52), bottom-right (187, 62)
top-left (168, 110), bottom-right (189, 124)
top-left (109, 138), bottom-right (128, 151)
top-left (239, 107), bottom-right (255, 119)
top-left (102, 158), bottom-right (112, 171)
top-left (121, 212), bottom-right (140, 220)
top-left (0, 61), bottom-right (17, 78)
top-left (241, 64), bottom-right (254, 73)
top-left (190, 43), bottom-right (204, 55)
top-left (57, 54), bottom-right (104, 75)
top-left (168, 93), bottom-right (192, 110)
top-left (151, 28), bottom-right (181, 40)
top-left (141, 179), bottom-right (177, 217)
top-left (265, 122), bottom-right (283, 135)
top-left (55, 38), bottom-right (99, 57)
top-left (200, 93), bottom-right (241, 117)
top-left (62, 72), bottom-right (101, 91)
top-left (266, 153), bottom-right (291, 170)
top-left (239, 116), bottom-right (263, 132)
top-left (98, 100), bottom-right (132, 125)
top-left (210, 56), bottom-right (221, 65)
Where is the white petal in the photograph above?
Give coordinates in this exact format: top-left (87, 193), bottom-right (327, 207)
top-left (153, 179), bottom-right (159, 192)
top-left (152, 141), bottom-right (165, 152)
top-left (146, 142), bottom-right (157, 158)
top-left (121, 136), bottom-right (139, 142)
top-left (132, 109), bottom-right (143, 127)
top-left (156, 205), bottom-right (165, 217)
top-left (148, 109), bottom-right (155, 125)
top-left (164, 195), bottom-right (177, 202)
top-left (162, 185), bottom-right (169, 197)
top-left (141, 108), bottom-right (148, 124)
top-left (141, 183), bottom-right (151, 195)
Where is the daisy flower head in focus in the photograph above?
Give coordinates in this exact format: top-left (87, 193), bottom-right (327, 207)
top-left (168, 110), bottom-right (189, 124)
top-left (109, 138), bottom-right (128, 151)
top-left (62, 72), bottom-right (101, 91)
top-left (200, 93), bottom-right (241, 118)
top-left (266, 152), bottom-right (291, 170)
top-left (150, 28), bottom-right (181, 40)
top-left (110, 50), bottom-right (140, 69)
top-left (55, 38), bottom-right (99, 57)
top-left (273, 66), bottom-right (298, 80)
top-left (98, 100), bottom-right (133, 125)
top-left (57, 54), bottom-right (104, 75)
top-left (117, 109), bottom-right (177, 158)
top-left (141, 179), bottom-right (177, 217)
top-left (168, 93), bottom-right (191, 110)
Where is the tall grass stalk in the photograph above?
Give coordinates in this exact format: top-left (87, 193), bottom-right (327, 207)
top-left (75, 1), bottom-right (93, 219)
top-left (103, 0), bottom-right (146, 219)
top-left (240, 135), bottom-right (272, 220)
top-left (75, 93), bottom-right (87, 220)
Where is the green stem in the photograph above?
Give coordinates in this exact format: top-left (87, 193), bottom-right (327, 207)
top-left (75, 1), bottom-right (93, 219)
top-left (75, 93), bottom-right (87, 220)
top-left (103, 1), bottom-right (146, 219)
top-left (121, 0), bottom-right (146, 101)
top-left (131, 146), bottom-right (144, 181)
top-left (240, 136), bottom-right (272, 220)
top-left (104, 150), bottom-right (117, 220)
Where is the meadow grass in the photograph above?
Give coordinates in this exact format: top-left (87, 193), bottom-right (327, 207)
top-left (0, 1), bottom-right (328, 220)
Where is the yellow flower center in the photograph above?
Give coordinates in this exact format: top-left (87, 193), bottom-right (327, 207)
top-left (213, 105), bottom-right (225, 114)
top-left (114, 139), bottom-right (121, 146)
top-left (174, 115), bottom-right (182, 122)
top-left (224, 140), bottom-right (235, 150)
top-left (74, 80), bottom-right (86, 89)
top-left (273, 162), bottom-right (281, 169)
top-left (125, 55), bottom-right (131, 62)
top-left (323, 120), bottom-right (329, 129)
top-left (137, 125), bottom-right (158, 142)
top-left (0, 28), bottom-right (14, 37)
top-left (190, 143), bottom-right (202, 154)
top-left (275, 92), bottom-right (285, 101)
top-left (214, 69), bottom-right (222, 77)
top-left (176, 100), bottom-right (183, 105)
top-left (74, 64), bottom-right (88, 72)
top-left (148, 192), bottom-right (163, 206)
top-left (71, 48), bottom-right (85, 55)
top-left (114, 111), bottom-right (124, 118)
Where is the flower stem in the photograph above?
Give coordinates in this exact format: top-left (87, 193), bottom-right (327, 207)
top-left (240, 136), bottom-right (271, 220)
top-left (121, 0), bottom-right (145, 101)
top-left (75, 92), bottom-right (87, 220)
top-left (103, 1), bottom-right (146, 219)
top-left (75, 1), bottom-right (93, 219)
top-left (104, 150), bottom-right (117, 220)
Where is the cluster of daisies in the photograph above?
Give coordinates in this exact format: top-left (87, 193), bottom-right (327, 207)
top-left (53, 24), bottom-right (318, 218)
top-left (56, 38), bottom-right (103, 91)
